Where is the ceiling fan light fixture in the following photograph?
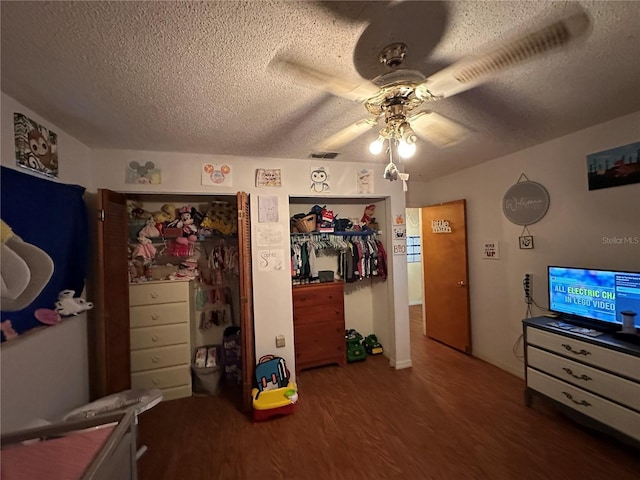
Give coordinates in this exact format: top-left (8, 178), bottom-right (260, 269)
top-left (400, 123), bottom-right (417, 145)
top-left (369, 135), bottom-right (385, 155)
top-left (397, 140), bottom-right (416, 159)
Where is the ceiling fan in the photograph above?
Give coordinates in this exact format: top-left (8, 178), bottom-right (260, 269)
top-left (273, 10), bottom-right (591, 176)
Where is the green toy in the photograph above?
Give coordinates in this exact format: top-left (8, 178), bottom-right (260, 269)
top-left (363, 334), bottom-right (383, 355)
top-left (345, 329), bottom-right (367, 363)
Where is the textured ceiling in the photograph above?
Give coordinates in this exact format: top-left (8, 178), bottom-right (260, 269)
top-left (2, 1), bottom-right (639, 182)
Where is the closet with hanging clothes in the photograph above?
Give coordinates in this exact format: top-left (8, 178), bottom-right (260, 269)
top-left (289, 198), bottom-right (391, 371)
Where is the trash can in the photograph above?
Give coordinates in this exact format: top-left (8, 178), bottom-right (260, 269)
top-left (192, 344), bottom-right (223, 395)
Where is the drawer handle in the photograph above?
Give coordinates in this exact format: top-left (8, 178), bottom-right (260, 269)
top-left (152, 335), bottom-right (159, 342)
top-left (560, 344), bottom-right (591, 356)
top-left (562, 367), bottom-right (592, 381)
top-left (151, 313), bottom-right (159, 320)
top-left (152, 378), bottom-right (159, 385)
top-left (152, 355), bottom-right (160, 363)
top-left (562, 391), bottom-right (591, 407)
top-left (150, 292), bottom-right (159, 299)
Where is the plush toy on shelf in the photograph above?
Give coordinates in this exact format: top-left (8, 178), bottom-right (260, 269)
top-left (361, 204), bottom-right (377, 230)
top-left (131, 236), bottom-right (157, 260)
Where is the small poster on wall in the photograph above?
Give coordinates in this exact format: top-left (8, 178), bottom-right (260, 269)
top-left (256, 168), bottom-right (282, 187)
top-left (202, 163), bottom-right (233, 186)
top-left (482, 241), bottom-right (500, 259)
top-left (356, 168), bottom-right (374, 194)
top-left (310, 166), bottom-right (330, 193)
top-left (125, 161), bottom-right (161, 184)
top-left (14, 113), bottom-right (58, 178)
top-left (393, 213), bottom-right (406, 255)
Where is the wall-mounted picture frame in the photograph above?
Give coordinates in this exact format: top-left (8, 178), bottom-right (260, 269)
top-left (587, 141), bottom-right (640, 191)
top-left (14, 113), bottom-right (59, 178)
top-left (519, 235), bottom-right (534, 249)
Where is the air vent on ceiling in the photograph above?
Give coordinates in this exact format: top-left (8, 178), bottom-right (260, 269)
top-left (309, 152), bottom-right (339, 159)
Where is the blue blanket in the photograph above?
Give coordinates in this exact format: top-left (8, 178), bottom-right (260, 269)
top-left (1, 166), bottom-right (88, 339)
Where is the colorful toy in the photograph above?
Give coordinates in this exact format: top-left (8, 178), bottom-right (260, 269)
top-left (345, 329), bottom-right (367, 363)
top-left (363, 334), bottom-right (384, 355)
top-left (54, 290), bottom-right (94, 316)
top-left (251, 354), bottom-right (298, 421)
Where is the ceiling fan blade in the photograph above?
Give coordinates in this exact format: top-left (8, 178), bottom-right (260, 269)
top-left (314, 117), bottom-right (379, 152)
top-left (416, 12), bottom-right (591, 100)
top-left (409, 111), bottom-right (471, 148)
top-left (272, 58), bottom-right (380, 103)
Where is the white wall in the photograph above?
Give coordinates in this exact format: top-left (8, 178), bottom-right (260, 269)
top-left (1, 92), bottom-right (93, 432)
top-left (407, 111), bottom-right (640, 377)
top-left (90, 150), bottom-right (411, 373)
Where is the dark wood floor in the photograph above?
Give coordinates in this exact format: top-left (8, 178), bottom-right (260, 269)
top-left (137, 306), bottom-right (640, 479)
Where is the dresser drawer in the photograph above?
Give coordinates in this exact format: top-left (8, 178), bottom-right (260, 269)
top-left (294, 322), bottom-right (345, 367)
top-left (527, 368), bottom-right (640, 441)
top-left (293, 303), bottom-right (344, 326)
top-left (131, 364), bottom-right (191, 390)
top-left (527, 346), bottom-right (640, 411)
top-left (130, 302), bottom-right (189, 328)
top-left (292, 282), bottom-right (344, 309)
top-left (131, 344), bottom-right (190, 373)
top-left (130, 324), bottom-right (189, 350)
top-left (129, 281), bottom-right (190, 306)
top-left (527, 327), bottom-right (640, 382)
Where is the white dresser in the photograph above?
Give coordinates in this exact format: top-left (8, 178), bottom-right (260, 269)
top-left (129, 280), bottom-right (192, 401)
top-left (523, 317), bottom-right (640, 446)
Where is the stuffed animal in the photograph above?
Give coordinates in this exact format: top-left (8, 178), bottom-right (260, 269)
top-left (131, 236), bottom-right (157, 260)
top-left (54, 290), bottom-right (94, 316)
top-left (161, 204), bottom-right (177, 222)
top-left (167, 205), bottom-right (199, 236)
top-left (361, 204), bottom-right (376, 226)
top-left (126, 200), bottom-right (152, 220)
top-left (138, 219), bottom-right (160, 239)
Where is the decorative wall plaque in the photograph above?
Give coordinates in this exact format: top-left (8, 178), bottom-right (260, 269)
top-left (502, 175), bottom-right (550, 225)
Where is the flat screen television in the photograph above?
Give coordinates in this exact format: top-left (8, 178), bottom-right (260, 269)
top-left (547, 266), bottom-right (640, 331)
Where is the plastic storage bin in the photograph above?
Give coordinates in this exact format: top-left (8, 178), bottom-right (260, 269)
top-left (192, 345), bottom-right (223, 395)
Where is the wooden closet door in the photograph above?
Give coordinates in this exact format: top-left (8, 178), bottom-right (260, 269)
top-left (89, 189), bottom-right (131, 399)
top-left (237, 192), bottom-right (255, 412)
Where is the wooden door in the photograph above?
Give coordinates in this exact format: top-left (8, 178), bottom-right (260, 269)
top-left (421, 199), bottom-right (471, 354)
top-left (237, 192), bottom-right (255, 412)
top-left (89, 189), bottom-right (131, 399)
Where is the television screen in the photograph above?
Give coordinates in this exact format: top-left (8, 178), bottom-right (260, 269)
top-left (548, 266), bottom-right (640, 329)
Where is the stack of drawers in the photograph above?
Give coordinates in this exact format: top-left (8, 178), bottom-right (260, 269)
top-left (129, 280), bottom-right (192, 401)
top-left (524, 318), bottom-right (640, 445)
top-left (292, 282), bottom-right (346, 372)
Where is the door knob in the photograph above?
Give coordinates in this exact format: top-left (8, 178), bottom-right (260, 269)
top-left (457, 281), bottom-right (467, 287)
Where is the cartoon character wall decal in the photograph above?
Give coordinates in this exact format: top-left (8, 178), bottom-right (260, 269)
top-left (14, 113), bottom-right (59, 177)
top-left (126, 160), bottom-right (161, 184)
top-left (310, 167), bottom-right (330, 192)
top-left (202, 164), bottom-right (232, 186)
top-left (356, 168), bottom-right (373, 194)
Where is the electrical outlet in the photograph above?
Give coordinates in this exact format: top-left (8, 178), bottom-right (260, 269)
top-left (523, 273), bottom-right (532, 304)
top-left (275, 335), bottom-right (285, 348)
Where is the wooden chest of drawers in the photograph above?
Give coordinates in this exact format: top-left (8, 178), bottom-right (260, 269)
top-left (293, 282), bottom-right (346, 372)
top-left (129, 280), bottom-right (192, 401)
top-left (523, 317), bottom-right (640, 446)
